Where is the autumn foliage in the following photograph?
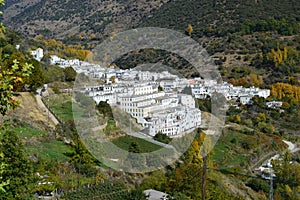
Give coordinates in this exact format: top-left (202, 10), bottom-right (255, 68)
top-left (271, 82), bottom-right (300, 103)
top-left (266, 47), bottom-right (288, 67)
top-left (36, 38), bottom-right (91, 61)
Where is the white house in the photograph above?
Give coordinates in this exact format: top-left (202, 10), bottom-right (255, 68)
top-left (240, 95), bottom-right (253, 105)
top-left (31, 48), bottom-right (44, 61)
top-left (143, 189), bottom-right (168, 200)
top-left (266, 101), bottom-right (283, 109)
top-left (50, 55), bottom-right (61, 65)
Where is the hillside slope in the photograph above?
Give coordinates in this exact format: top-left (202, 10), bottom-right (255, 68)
top-left (4, 0), bottom-right (300, 41)
top-left (3, 0), bottom-right (170, 40)
top-left (1, 92), bottom-right (56, 132)
top-left (139, 0), bottom-right (300, 34)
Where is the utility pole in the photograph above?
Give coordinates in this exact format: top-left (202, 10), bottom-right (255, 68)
top-left (201, 133), bottom-right (211, 200)
top-left (130, 114), bottom-right (132, 135)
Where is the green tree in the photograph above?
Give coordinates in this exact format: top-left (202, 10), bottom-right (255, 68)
top-left (0, 0), bottom-right (5, 33)
top-left (27, 59), bottom-right (45, 92)
top-left (273, 151), bottom-right (300, 199)
top-left (2, 44), bottom-right (16, 55)
top-left (129, 141), bottom-right (141, 153)
top-left (0, 125), bottom-right (9, 193)
top-left (228, 115), bottom-right (241, 124)
top-left (184, 139), bottom-right (203, 165)
top-left (200, 133), bottom-right (214, 200)
top-left (158, 85), bottom-right (163, 92)
top-left (109, 76), bottom-right (116, 83)
top-left (153, 132), bottom-right (172, 144)
top-left (63, 66), bottom-right (76, 82)
top-left (258, 122), bottom-right (275, 134)
top-left (56, 120), bottom-right (95, 166)
top-left (0, 129), bottom-right (34, 199)
top-left (256, 113), bottom-right (266, 124)
top-left (96, 101), bottom-right (113, 119)
top-left (248, 74), bottom-right (263, 87)
top-left (166, 163), bottom-right (202, 199)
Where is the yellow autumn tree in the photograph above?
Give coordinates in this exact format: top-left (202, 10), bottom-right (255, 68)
top-left (271, 82), bottom-right (300, 103)
top-left (283, 46), bottom-right (288, 60)
top-left (248, 73), bottom-right (263, 87)
top-left (90, 33), bottom-right (96, 39)
top-left (187, 24), bottom-right (193, 36)
top-left (77, 49), bottom-right (91, 60)
top-left (266, 47), bottom-right (288, 67)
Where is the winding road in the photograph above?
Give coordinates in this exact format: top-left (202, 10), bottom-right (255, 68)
top-left (283, 140), bottom-right (300, 153)
top-left (252, 139), bottom-right (299, 171)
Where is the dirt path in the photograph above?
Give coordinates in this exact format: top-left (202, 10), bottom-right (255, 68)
top-left (35, 89), bottom-right (60, 126)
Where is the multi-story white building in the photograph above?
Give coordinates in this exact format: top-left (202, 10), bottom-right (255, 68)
top-left (132, 84), bottom-right (158, 95)
top-left (137, 71), bottom-right (158, 81)
top-left (119, 92), bottom-right (166, 117)
top-left (146, 107), bottom-right (201, 136)
top-left (239, 95), bottom-right (253, 105)
top-left (116, 86), bottom-right (200, 137)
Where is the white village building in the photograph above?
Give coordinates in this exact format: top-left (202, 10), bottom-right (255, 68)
top-left (266, 101), bottom-right (283, 109)
top-left (191, 82), bottom-right (270, 105)
top-left (146, 107), bottom-right (201, 136)
top-left (30, 48), bottom-right (44, 61)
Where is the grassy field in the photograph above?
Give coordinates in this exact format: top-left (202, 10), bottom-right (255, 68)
top-left (211, 125), bottom-right (287, 171)
top-left (44, 94), bottom-right (74, 122)
top-left (12, 125), bottom-right (48, 139)
top-left (111, 136), bottom-right (161, 153)
top-left (25, 140), bottom-right (73, 161)
top-left (11, 122), bottom-right (73, 162)
top-left (44, 94), bottom-right (89, 123)
top-left (212, 128), bottom-right (254, 169)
